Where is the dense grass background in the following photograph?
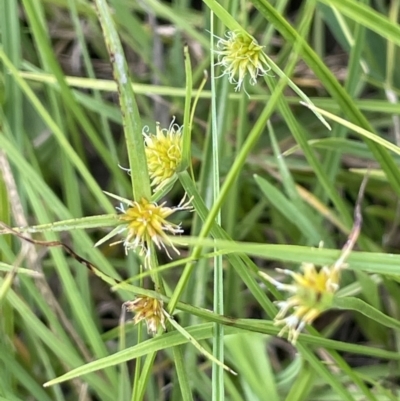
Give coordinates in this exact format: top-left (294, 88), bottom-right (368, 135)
top-left (2, 0), bottom-right (400, 400)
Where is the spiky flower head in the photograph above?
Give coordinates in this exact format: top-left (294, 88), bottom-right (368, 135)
top-left (125, 296), bottom-right (166, 335)
top-left (261, 262), bottom-right (341, 344)
top-left (143, 120), bottom-right (183, 192)
top-left (99, 192), bottom-right (192, 267)
top-left (215, 30), bottom-right (271, 91)
top-left (260, 176), bottom-right (366, 344)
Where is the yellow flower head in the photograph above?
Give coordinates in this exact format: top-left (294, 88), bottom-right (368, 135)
top-left (260, 176), bottom-right (366, 344)
top-left (118, 196), bottom-right (191, 261)
top-left (215, 30), bottom-right (271, 91)
top-left (98, 192), bottom-right (192, 266)
top-left (125, 296), bottom-right (166, 335)
top-left (143, 120), bottom-right (183, 191)
top-left (262, 262), bottom-right (340, 344)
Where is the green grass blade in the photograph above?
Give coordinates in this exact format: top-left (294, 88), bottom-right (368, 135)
top-left (94, 0), bottom-right (150, 200)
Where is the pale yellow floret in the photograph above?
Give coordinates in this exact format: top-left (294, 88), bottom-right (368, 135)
top-left (261, 261), bottom-right (339, 344)
top-left (215, 30), bottom-right (271, 91)
top-left (100, 192), bottom-right (192, 268)
top-left (125, 296), bottom-right (166, 335)
top-left (143, 121), bottom-right (183, 191)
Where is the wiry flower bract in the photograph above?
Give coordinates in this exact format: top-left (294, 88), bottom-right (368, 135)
top-left (263, 262), bottom-right (340, 344)
top-left (125, 296), bottom-right (166, 335)
top-left (143, 120), bottom-right (183, 191)
top-left (215, 30), bottom-right (271, 91)
top-left (98, 192), bottom-right (192, 267)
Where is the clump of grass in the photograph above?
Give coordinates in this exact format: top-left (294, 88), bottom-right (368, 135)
top-left (1, 1), bottom-right (400, 400)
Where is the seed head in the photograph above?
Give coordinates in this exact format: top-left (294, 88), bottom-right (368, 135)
top-left (262, 262), bottom-right (340, 344)
top-left (125, 296), bottom-right (166, 335)
top-left (215, 30), bottom-right (271, 91)
top-left (143, 120), bottom-right (183, 191)
top-left (261, 175), bottom-right (366, 344)
top-left (109, 195), bottom-right (192, 265)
